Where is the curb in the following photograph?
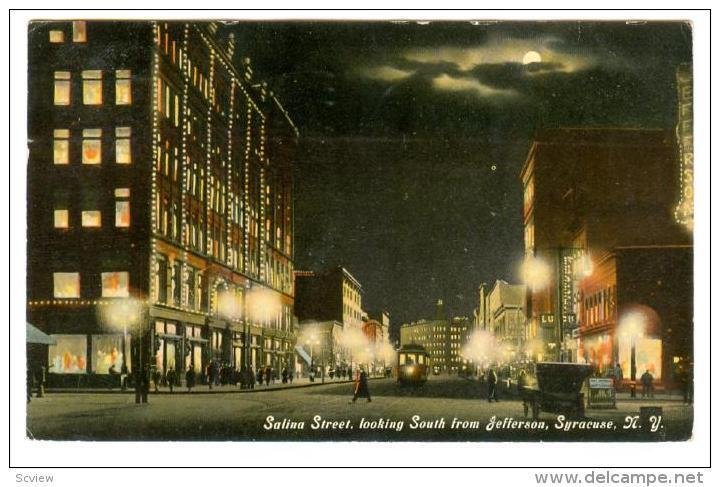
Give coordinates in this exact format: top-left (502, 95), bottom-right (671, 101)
top-left (43, 377), bottom-right (387, 395)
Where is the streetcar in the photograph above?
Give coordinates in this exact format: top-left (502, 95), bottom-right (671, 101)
top-left (396, 344), bottom-right (429, 385)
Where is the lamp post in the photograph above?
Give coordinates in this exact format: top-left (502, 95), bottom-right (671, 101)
top-left (102, 298), bottom-right (144, 403)
top-left (620, 313), bottom-right (645, 383)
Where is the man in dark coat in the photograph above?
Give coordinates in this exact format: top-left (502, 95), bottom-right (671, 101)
top-left (641, 370), bottom-right (654, 398)
top-left (186, 366), bottom-right (196, 392)
top-left (487, 368), bottom-right (499, 402)
top-left (166, 367), bottom-right (177, 393)
top-left (350, 368), bottom-right (372, 403)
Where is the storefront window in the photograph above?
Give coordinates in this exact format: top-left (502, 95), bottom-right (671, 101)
top-left (49, 334), bottom-right (87, 373)
top-left (91, 334), bottom-right (130, 374)
top-left (618, 335), bottom-right (662, 380)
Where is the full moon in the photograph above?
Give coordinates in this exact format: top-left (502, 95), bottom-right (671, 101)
top-left (522, 50), bottom-right (542, 65)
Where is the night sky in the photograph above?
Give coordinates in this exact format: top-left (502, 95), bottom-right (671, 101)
top-left (224, 21), bottom-right (692, 333)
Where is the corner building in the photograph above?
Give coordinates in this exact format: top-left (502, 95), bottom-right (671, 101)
top-left (27, 21), bottom-right (298, 386)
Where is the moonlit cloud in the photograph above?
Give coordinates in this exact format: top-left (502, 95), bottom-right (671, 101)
top-left (404, 36), bottom-right (594, 73)
top-left (432, 74), bottom-right (518, 98)
top-left (361, 65), bottom-right (415, 81)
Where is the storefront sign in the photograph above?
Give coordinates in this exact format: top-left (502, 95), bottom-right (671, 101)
top-left (587, 377), bottom-right (616, 409)
top-left (539, 314), bottom-right (555, 326)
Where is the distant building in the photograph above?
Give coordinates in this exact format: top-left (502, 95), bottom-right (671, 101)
top-left (294, 266), bottom-right (364, 330)
top-left (473, 282), bottom-right (490, 331)
top-left (486, 280), bottom-right (527, 350)
top-left (399, 300), bottom-right (471, 372)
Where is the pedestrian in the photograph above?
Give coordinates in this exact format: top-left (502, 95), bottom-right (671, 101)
top-left (120, 363), bottom-right (129, 391)
top-left (207, 361), bottom-right (216, 390)
top-left (641, 369), bottom-right (654, 398)
top-left (350, 367), bottom-right (372, 403)
top-left (166, 367), bottom-right (177, 393)
top-left (152, 367), bottom-right (162, 393)
top-left (248, 366), bottom-right (256, 389)
top-left (108, 363), bottom-right (119, 390)
top-left (288, 369), bottom-right (294, 384)
top-left (614, 362), bottom-right (624, 392)
top-left (487, 367), bottom-right (499, 402)
top-left (264, 366), bottom-right (272, 386)
top-left (256, 367), bottom-right (264, 386)
top-left (282, 367), bottom-right (288, 384)
top-left (186, 366), bottom-right (196, 393)
top-left (26, 365), bottom-right (34, 403)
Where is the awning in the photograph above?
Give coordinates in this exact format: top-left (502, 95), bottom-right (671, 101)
top-left (26, 323), bottom-right (56, 345)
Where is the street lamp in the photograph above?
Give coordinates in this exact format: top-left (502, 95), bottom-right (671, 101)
top-left (305, 333), bottom-right (321, 383)
top-left (520, 255), bottom-right (551, 292)
top-left (100, 298), bottom-right (145, 403)
top-left (619, 312), bottom-right (645, 382)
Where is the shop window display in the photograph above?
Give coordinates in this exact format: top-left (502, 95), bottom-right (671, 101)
top-left (49, 334), bottom-right (87, 373)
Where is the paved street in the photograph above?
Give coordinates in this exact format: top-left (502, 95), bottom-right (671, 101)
top-left (27, 376), bottom-right (692, 441)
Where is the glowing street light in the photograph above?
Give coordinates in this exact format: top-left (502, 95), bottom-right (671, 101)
top-left (520, 255), bottom-right (551, 291)
top-left (619, 312), bottom-right (646, 382)
top-left (98, 297), bottom-right (145, 403)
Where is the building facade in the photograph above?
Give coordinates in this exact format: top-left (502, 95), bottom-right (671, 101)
top-left (294, 267), bottom-right (364, 330)
top-left (27, 21), bottom-right (298, 386)
top-left (399, 301), bottom-right (471, 372)
top-left (519, 127), bottom-right (692, 385)
top-left (486, 280), bottom-right (527, 352)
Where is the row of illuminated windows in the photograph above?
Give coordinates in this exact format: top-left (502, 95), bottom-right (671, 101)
top-left (583, 285), bottom-right (616, 327)
top-left (54, 70), bottom-right (132, 106)
top-left (49, 334), bottom-right (132, 375)
top-left (54, 188), bottom-right (130, 229)
top-left (157, 77), bottom-right (180, 127)
top-left (53, 271), bottom-right (129, 298)
top-left (524, 217), bottom-right (535, 252)
top-left (53, 127), bottom-right (131, 165)
top-left (48, 21), bottom-right (87, 44)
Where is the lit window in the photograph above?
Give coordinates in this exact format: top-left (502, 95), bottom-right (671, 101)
top-left (54, 71), bottom-right (71, 105)
top-left (115, 70), bottom-right (132, 105)
top-left (115, 188), bottom-right (130, 227)
top-left (54, 272), bottom-right (80, 298)
top-left (82, 70), bottom-right (102, 105)
top-left (101, 271), bottom-right (129, 297)
top-left (82, 128), bottom-right (102, 164)
top-left (49, 30), bottom-right (64, 43)
top-left (72, 21), bottom-right (86, 42)
top-left (115, 127), bottom-right (131, 164)
top-left (81, 210), bottom-right (101, 227)
top-left (53, 129), bottom-right (70, 164)
top-left (54, 209), bottom-right (69, 228)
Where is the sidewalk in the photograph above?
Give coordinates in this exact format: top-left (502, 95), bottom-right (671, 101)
top-left (45, 376), bottom-right (386, 394)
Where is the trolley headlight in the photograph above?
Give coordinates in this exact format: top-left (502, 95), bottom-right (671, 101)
top-left (407, 366), bottom-right (415, 374)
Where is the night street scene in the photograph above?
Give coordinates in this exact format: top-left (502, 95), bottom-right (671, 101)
top-left (25, 19), bottom-right (693, 442)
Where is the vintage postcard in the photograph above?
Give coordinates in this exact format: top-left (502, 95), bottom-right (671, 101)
top-left (24, 17), bottom-right (695, 444)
